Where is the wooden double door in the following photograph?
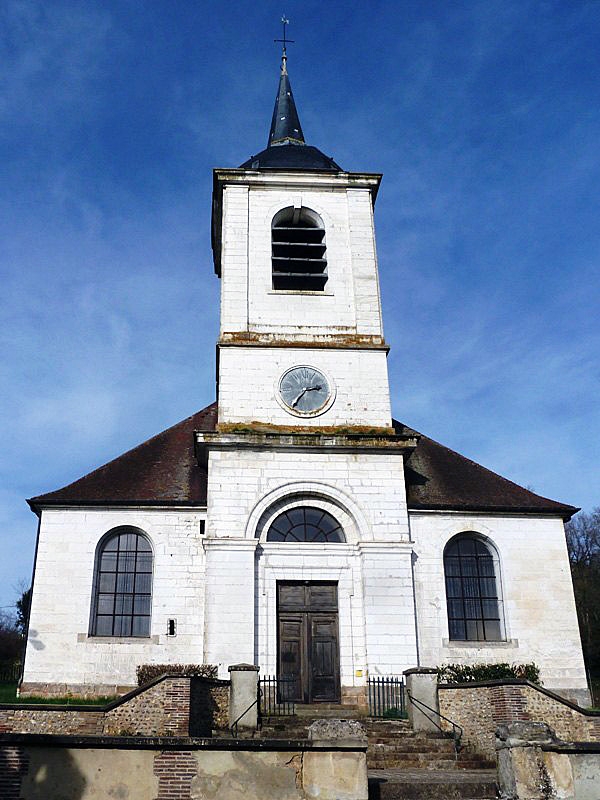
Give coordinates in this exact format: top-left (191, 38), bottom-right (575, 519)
top-left (277, 581), bottom-right (340, 703)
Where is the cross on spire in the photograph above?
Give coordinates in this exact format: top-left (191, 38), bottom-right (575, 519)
top-left (274, 15), bottom-right (294, 57)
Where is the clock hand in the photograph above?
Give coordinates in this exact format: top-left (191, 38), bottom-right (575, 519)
top-left (305, 385), bottom-right (323, 392)
top-left (291, 388), bottom-right (308, 407)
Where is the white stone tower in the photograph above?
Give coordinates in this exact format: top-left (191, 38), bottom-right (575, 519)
top-left (198, 50), bottom-right (418, 703)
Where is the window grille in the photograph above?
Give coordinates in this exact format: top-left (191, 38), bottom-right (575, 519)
top-left (272, 207), bottom-right (327, 291)
top-left (266, 507), bottom-right (345, 543)
top-left (444, 534), bottom-right (502, 641)
top-left (91, 527), bottom-right (153, 637)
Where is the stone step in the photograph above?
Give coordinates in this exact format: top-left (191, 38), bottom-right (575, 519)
top-left (368, 768), bottom-right (497, 800)
top-left (368, 757), bottom-right (496, 771)
top-left (368, 740), bottom-right (456, 752)
top-left (293, 703), bottom-right (363, 718)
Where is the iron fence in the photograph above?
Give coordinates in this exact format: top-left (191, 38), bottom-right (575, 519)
top-left (368, 675), bottom-right (406, 718)
top-left (258, 674), bottom-right (296, 717)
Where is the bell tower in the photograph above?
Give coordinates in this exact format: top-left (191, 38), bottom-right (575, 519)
top-left (211, 50), bottom-right (392, 430)
top-left (198, 49), bottom-right (417, 685)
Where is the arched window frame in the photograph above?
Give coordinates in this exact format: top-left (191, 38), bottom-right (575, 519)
top-left (271, 206), bottom-right (327, 291)
top-left (89, 526), bottom-right (154, 638)
top-left (266, 505), bottom-right (346, 543)
top-left (443, 533), bottom-right (505, 642)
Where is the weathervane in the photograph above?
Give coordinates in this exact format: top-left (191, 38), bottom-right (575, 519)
top-left (274, 15), bottom-right (294, 58)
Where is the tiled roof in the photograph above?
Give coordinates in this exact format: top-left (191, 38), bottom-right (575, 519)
top-left (28, 404), bottom-right (577, 520)
top-left (28, 404), bottom-right (217, 510)
top-left (396, 421), bottom-right (577, 519)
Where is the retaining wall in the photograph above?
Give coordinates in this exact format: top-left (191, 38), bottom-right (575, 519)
top-left (439, 680), bottom-right (600, 759)
top-left (0, 676), bottom-right (229, 738)
top-left (0, 735), bottom-right (368, 800)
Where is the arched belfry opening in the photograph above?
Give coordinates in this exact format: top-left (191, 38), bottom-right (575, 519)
top-left (271, 206), bottom-right (327, 291)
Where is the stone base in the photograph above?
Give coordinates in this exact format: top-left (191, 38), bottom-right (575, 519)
top-left (19, 682), bottom-right (134, 699)
top-left (341, 685), bottom-right (369, 712)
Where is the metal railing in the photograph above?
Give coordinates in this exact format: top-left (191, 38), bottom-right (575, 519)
top-left (368, 675), bottom-right (406, 718)
top-left (230, 697), bottom-right (259, 738)
top-left (406, 690), bottom-right (463, 752)
top-left (258, 674), bottom-right (296, 717)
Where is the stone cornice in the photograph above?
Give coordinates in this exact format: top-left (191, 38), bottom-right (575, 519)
top-left (218, 332), bottom-right (389, 351)
top-left (195, 428), bottom-right (418, 467)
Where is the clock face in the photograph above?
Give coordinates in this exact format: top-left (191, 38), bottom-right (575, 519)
top-left (279, 366), bottom-right (331, 416)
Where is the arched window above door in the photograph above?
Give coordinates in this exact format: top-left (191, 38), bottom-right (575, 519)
top-left (266, 507), bottom-right (345, 543)
top-left (90, 527), bottom-right (153, 637)
top-left (444, 533), bottom-right (503, 642)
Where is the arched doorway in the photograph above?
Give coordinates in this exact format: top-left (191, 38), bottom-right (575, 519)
top-left (267, 507), bottom-right (344, 703)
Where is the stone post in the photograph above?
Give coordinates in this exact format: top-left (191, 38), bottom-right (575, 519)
top-left (403, 667), bottom-right (440, 733)
top-left (304, 720), bottom-right (369, 800)
top-left (228, 664), bottom-right (259, 733)
top-left (496, 722), bottom-right (573, 800)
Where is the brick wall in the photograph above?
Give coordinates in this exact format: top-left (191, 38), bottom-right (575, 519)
top-left (0, 746), bottom-right (29, 800)
top-left (439, 680), bottom-right (600, 759)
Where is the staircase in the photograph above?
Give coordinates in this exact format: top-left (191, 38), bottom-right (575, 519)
top-left (258, 706), bottom-right (498, 800)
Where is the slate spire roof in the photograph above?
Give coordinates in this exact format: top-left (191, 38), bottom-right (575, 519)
top-left (268, 53), bottom-right (305, 147)
top-left (28, 403), bottom-right (577, 520)
top-left (239, 53), bottom-right (341, 172)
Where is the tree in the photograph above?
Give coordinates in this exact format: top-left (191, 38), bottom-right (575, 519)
top-left (0, 613), bottom-right (22, 666)
top-left (566, 508), bottom-right (600, 675)
top-left (15, 587), bottom-right (31, 637)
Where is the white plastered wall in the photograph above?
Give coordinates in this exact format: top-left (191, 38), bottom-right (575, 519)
top-left (23, 507), bottom-right (206, 689)
top-left (218, 345), bottom-right (391, 427)
top-left (219, 181), bottom-right (383, 338)
top-left (202, 447), bottom-right (418, 680)
top-left (409, 511), bottom-right (588, 694)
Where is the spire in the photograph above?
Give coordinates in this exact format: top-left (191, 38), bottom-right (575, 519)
top-left (268, 29), bottom-right (305, 147)
top-left (238, 18), bottom-right (342, 171)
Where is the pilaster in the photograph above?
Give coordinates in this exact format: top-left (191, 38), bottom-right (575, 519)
top-left (359, 542), bottom-right (418, 674)
top-left (203, 538), bottom-right (258, 677)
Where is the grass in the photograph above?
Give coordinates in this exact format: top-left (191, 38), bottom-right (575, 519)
top-left (0, 682), bottom-right (117, 706)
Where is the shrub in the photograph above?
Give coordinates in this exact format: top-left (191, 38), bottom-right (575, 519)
top-left (437, 662), bottom-right (541, 685)
top-left (136, 663), bottom-right (218, 686)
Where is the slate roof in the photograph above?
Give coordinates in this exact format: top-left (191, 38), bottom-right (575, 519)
top-left (396, 421), bottom-right (577, 518)
top-left (239, 143), bottom-right (341, 172)
top-left (238, 54), bottom-right (342, 173)
top-left (28, 404), bottom-right (217, 511)
top-left (28, 403), bottom-right (577, 520)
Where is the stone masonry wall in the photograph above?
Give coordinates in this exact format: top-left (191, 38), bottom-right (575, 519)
top-left (0, 708), bottom-right (103, 736)
top-left (0, 676), bottom-right (229, 738)
top-left (439, 681), bottom-right (600, 759)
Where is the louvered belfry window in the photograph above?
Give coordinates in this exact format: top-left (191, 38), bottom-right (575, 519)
top-left (272, 207), bottom-right (327, 291)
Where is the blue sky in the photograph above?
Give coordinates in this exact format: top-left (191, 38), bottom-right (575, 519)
top-left (1, 0), bottom-right (599, 611)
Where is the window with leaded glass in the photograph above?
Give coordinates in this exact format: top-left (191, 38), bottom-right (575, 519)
top-left (266, 507), bottom-right (345, 543)
top-left (91, 527), bottom-right (153, 637)
top-left (444, 534), bottom-right (502, 642)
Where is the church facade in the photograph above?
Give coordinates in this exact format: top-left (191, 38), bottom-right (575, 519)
top-left (22, 55), bottom-right (589, 706)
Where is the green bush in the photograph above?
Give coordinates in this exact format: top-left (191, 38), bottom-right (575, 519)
top-left (437, 662), bottom-right (541, 685)
top-left (136, 663), bottom-right (218, 686)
